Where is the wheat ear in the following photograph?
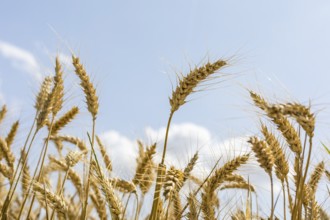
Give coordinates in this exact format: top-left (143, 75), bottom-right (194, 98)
top-left (261, 124), bottom-right (289, 182)
top-left (72, 55), bottom-right (99, 119)
top-left (5, 120), bottom-right (19, 148)
top-left (51, 106), bottom-right (79, 135)
top-left (133, 143), bottom-right (156, 194)
top-left (250, 91), bottom-right (302, 154)
top-left (0, 105), bottom-right (7, 124)
top-left (52, 56), bottom-right (64, 115)
top-left (307, 161), bottom-right (324, 196)
top-left (35, 77), bottom-right (53, 112)
top-left (92, 163), bottom-right (123, 220)
top-left (201, 154), bottom-right (249, 220)
top-left (96, 135), bottom-right (112, 172)
top-left (170, 59), bottom-right (227, 113)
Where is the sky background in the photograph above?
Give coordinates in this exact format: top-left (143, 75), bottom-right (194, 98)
top-left (1, 1), bottom-right (330, 218)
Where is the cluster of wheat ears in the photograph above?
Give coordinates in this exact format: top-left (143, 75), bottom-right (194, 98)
top-left (0, 54), bottom-right (329, 220)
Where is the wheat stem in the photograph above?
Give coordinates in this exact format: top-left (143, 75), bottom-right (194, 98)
top-left (1, 116), bottom-right (38, 218)
top-left (270, 173), bottom-right (274, 220)
top-left (81, 120), bottom-right (96, 220)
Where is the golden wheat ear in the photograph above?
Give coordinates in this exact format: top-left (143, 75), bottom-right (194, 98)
top-left (201, 154), bottom-right (249, 220)
top-left (170, 59), bottom-right (227, 113)
top-left (96, 135), bottom-right (112, 172)
top-left (248, 136), bottom-right (274, 175)
top-left (72, 55), bottom-right (99, 120)
top-left (51, 106), bottom-right (79, 135)
top-left (0, 105), bottom-right (7, 124)
top-left (261, 124), bottom-right (289, 182)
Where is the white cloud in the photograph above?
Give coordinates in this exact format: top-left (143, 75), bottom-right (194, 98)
top-left (98, 123), bottom-right (287, 218)
top-left (99, 130), bottom-right (138, 178)
top-left (0, 40), bottom-right (43, 82)
top-left (99, 123), bottom-right (251, 177)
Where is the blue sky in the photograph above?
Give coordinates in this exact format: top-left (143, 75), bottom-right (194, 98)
top-left (1, 1), bottom-right (330, 136)
top-left (1, 1), bottom-right (330, 217)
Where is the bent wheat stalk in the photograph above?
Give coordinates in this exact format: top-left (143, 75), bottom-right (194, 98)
top-left (150, 59), bottom-right (227, 220)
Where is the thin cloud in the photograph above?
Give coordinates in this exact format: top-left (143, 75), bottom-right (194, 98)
top-left (0, 40), bottom-right (43, 82)
top-left (99, 123), bottom-right (249, 176)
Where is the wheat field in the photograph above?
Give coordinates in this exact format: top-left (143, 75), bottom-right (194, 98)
top-left (0, 54), bottom-right (329, 220)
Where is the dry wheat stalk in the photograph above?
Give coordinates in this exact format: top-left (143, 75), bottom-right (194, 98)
top-left (51, 106), bottom-right (79, 135)
top-left (96, 135), bottom-right (112, 172)
top-left (20, 150), bottom-right (31, 196)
